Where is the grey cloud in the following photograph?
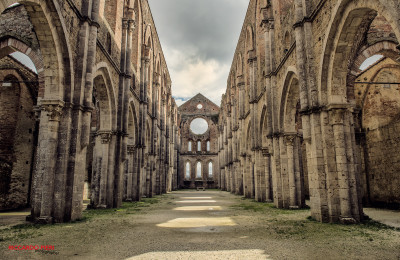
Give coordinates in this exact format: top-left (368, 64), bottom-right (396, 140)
top-left (148, 0), bottom-right (248, 106)
top-left (150, 0), bottom-right (248, 62)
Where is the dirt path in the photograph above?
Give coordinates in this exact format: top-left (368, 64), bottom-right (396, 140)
top-left (1, 190), bottom-right (400, 259)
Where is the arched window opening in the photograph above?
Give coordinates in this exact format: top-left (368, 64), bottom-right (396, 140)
top-left (10, 52), bottom-right (37, 74)
top-left (185, 162), bottom-right (191, 180)
top-left (196, 162), bottom-right (202, 178)
top-left (188, 141), bottom-right (192, 152)
top-left (359, 54), bottom-right (384, 71)
top-left (106, 33), bottom-right (112, 54)
top-left (197, 141), bottom-right (201, 152)
top-left (208, 162), bottom-right (213, 178)
top-left (207, 141), bottom-right (210, 152)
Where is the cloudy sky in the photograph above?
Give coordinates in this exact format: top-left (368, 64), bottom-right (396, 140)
top-left (148, 0), bottom-right (249, 107)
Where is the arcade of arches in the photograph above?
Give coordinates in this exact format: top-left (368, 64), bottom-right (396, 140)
top-left (218, 0), bottom-right (400, 223)
top-left (0, 0), bottom-right (399, 225)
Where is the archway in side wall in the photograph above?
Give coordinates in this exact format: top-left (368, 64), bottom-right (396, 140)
top-left (0, 1), bottom-right (73, 223)
top-left (281, 72), bottom-right (307, 208)
top-left (260, 105), bottom-right (273, 202)
top-left (356, 62), bottom-right (400, 209)
top-left (88, 68), bottom-right (116, 209)
top-left (244, 122), bottom-right (254, 199)
top-left (0, 71), bottom-right (37, 211)
top-left (319, 0), bottom-right (400, 222)
top-left (123, 101), bottom-right (139, 201)
top-left (144, 121), bottom-right (152, 197)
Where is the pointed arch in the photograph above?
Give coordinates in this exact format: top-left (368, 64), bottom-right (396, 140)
top-left (320, 0), bottom-right (400, 105)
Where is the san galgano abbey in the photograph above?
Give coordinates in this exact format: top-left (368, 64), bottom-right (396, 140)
top-left (0, 0), bottom-right (400, 259)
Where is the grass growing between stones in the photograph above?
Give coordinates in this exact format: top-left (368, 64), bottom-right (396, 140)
top-left (84, 197), bottom-right (161, 219)
top-left (230, 196), bottom-right (400, 247)
top-left (0, 195), bottom-right (164, 243)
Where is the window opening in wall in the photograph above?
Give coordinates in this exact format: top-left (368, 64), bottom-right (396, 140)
top-left (10, 52), bottom-right (37, 74)
top-left (185, 162), bottom-right (191, 180)
top-left (190, 118), bottom-right (208, 135)
top-left (197, 103), bottom-right (203, 109)
top-left (207, 141), bottom-right (210, 152)
top-left (188, 141), bottom-right (192, 152)
top-left (106, 33), bottom-right (112, 54)
top-left (359, 54), bottom-right (384, 71)
top-left (197, 141), bottom-right (201, 152)
top-left (208, 162), bottom-right (213, 177)
top-left (196, 162), bottom-right (202, 178)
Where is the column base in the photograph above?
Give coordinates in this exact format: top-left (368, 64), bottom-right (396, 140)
top-left (26, 215), bottom-right (34, 222)
top-left (339, 217), bottom-right (358, 224)
top-left (36, 216), bottom-right (53, 224)
top-left (289, 206), bottom-right (300, 210)
top-left (92, 204), bottom-right (108, 209)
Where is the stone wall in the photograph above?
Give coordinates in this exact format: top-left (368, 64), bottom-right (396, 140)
top-left (179, 94), bottom-right (219, 189)
top-left (0, 56), bottom-right (37, 210)
top-left (0, 0), bottom-right (180, 224)
top-left (217, 0), bottom-right (400, 223)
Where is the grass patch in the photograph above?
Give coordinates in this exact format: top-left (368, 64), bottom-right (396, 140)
top-left (0, 196), bottom-right (164, 243)
top-left (83, 196), bottom-right (161, 220)
top-left (231, 197), bottom-right (309, 215)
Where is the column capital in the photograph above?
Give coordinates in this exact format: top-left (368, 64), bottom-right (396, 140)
top-left (122, 18), bottom-right (129, 29)
top-left (328, 108), bottom-right (348, 126)
top-left (39, 99), bottom-right (65, 122)
top-left (128, 19), bottom-right (135, 32)
top-left (262, 147), bottom-right (271, 157)
top-left (97, 131), bottom-right (112, 144)
top-left (284, 134), bottom-right (296, 146)
top-left (127, 145), bottom-right (136, 154)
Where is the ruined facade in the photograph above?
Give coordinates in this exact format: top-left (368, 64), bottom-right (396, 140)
top-left (0, 0), bottom-right (180, 223)
top-left (178, 94), bottom-right (219, 189)
top-left (218, 0), bottom-right (400, 223)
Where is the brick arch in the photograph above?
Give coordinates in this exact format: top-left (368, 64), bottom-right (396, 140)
top-left (1, 1), bottom-right (73, 102)
top-left (0, 37), bottom-right (43, 72)
top-left (320, 0), bottom-right (400, 105)
top-left (360, 63), bottom-right (400, 115)
top-left (352, 41), bottom-right (399, 72)
top-left (0, 36), bottom-right (44, 98)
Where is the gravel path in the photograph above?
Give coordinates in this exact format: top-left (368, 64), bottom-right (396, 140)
top-left (1, 190), bottom-right (399, 260)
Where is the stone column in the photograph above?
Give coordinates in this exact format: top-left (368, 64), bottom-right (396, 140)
top-left (330, 108), bottom-right (359, 223)
top-left (125, 145), bottom-right (135, 201)
top-left (262, 148), bottom-right (273, 202)
top-left (255, 149), bottom-right (265, 202)
top-left (34, 101), bottom-right (63, 223)
top-left (285, 134), bottom-right (298, 208)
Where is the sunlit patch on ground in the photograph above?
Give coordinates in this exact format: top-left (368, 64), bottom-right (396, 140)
top-left (156, 217), bottom-right (237, 228)
top-left (173, 206), bottom-right (222, 211)
top-left (176, 200), bottom-right (217, 203)
top-left (179, 197), bottom-right (213, 199)
top-left (126, 249), bottom-right (272, 260)
top-left (0, 212), bottom-right (30, 216)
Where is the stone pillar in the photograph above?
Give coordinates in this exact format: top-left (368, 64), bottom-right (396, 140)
top-left (32, 101), bottom-right (63, 223)
top-left (262, 148), bottom-right (273, 202)
top-left (255, 150), bottom-right (266, 202)
top-left (125, 145), bottom-right (135, 201)
top-left (285, 134), bottom-right (298, 208)
top-left (92, 131), bottom-right (112, 208)
top-left (329, 108), bottom-right (361, 223)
